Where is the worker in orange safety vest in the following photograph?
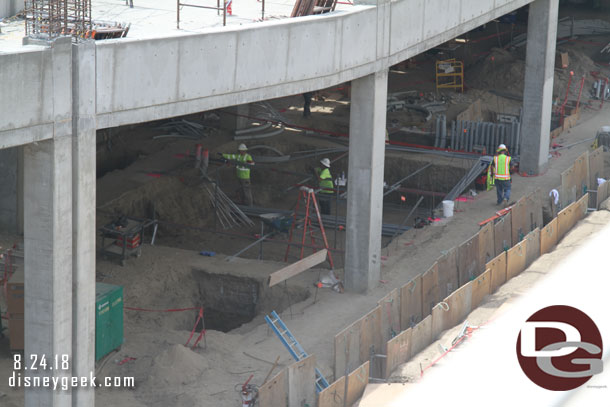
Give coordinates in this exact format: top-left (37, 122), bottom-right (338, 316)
top-left (491, 144), bottom-right (511, 206)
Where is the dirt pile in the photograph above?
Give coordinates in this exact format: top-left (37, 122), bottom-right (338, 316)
top-left (145, 344), bottom-right (208, 387)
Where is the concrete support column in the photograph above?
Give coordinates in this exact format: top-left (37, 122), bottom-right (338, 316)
top-left (71, 41), bottom-right (96, 407)
top-left (220, 104), bottom-right (250, 132)
top-left (519, 0), bottom-right (559, 175)
top-left (0, 147), bottom-right (21, 234)
top-left (345, 70), bottom-right (388, 293)
top-left (24, 137), bottom-right (73, 407)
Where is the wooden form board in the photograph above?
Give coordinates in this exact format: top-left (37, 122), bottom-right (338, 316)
top-left (540, 218), bottom-right (558, 255)
top-left (526, 188), bottom-right (543, 231)
top-left (410, 315), bottom-right (432, 357)
top-left (384, 328), bottom-right (412, 379)
top-left (258, 369), bottom-right (287, 407)
top-left (437, 248), bottom-right (458, 298)
top-left (589, 147), bottom-right (604, 193)
top-left (359, 306), bottom-right (383, 379)
top-left (457, 233), bottom-right (479, 286)
top-left (576, 193), bottom-right (588, 219)
top-left (346, 361), bottom-right (369, 407)
top-left (478, 221), bottom-right (495, 271)
top-left (471, 269), bottom-right (491, 309)
top-left (421, 263), bottom-right (440, 317)
top-left (524, 228), bottom-right (540, 268)
top-left (596, 180), bottom-right (610, 209)
top-left (378, 288), bottom-right (400, 352)
top-left (318, 376), bottom-right (345, 407)
top-left (431, 303), bottom-right (448, 340)
top-left (506, 239), bottom-right (527, 280)
top-left (574, 152), bottom-right (590, 200)
top-left (510, 196), bottom-right (528, 245)
top-left (287, 355), bottom-right (316, 407)
top-left (557, 201), bottom-right (578, 241)
top-left (561, 164), bottom-right (577, 208)
top-left (487, 252), bottom-right (507, 293)
top-left (334, 319), bottom-right (361, 379)
top-left (494, 211), bottom-right (512, 256)
top-left (268, 249), bottom-right (327, 287)
top-left (400, 275), bottom-right (422, 330)
top-left (444, 282), bottom-right (472, 328)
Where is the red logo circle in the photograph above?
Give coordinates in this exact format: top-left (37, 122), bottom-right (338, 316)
top-left (516, 305), bottom-right (603, 391)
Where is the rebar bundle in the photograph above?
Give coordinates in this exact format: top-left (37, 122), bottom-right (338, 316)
top-left (202, 181), bottom-right (254, 230)
top-left (25, 0), bottom-right (92, 39)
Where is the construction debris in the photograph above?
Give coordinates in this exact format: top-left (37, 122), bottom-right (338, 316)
top-left (155, 119), bottom-right (210, 139)
top-left (443, 156), bottom-right (493, 202)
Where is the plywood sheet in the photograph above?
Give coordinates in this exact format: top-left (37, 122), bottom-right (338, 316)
top-left (589, 147), bottom-right (604, 193)
top-left (258, 369), bottom-right (287, 407)
top-left (400, 275), bottom-right (422, 330)
top-left (576, 193), bottom-right (588, 222)
top-left (573, 151), bottom-right (590, 199)
top-left (431, 303), bottom-right (448, 340)
top-left (557, 201), bottom-right (577, 241)
top-left (287, 355), bottom-right (315, 407)
top-left (471, 269), bottom-right (491, 309)
top-left (525, 188), bottom-right (543, 232)
top-left (478, 221), bottom-right (495, 271)
top-left (359, 306), bottom-right (382, 379)
top-left (318, 376), bottom-right (345, 407)
top-left (384, 328), bottom-right (412, 379)
top-left (444, 282), bottom-right (472, 328)
top-left (378, 288), bottom-right (400, 352)
top-left (561, 164), bottom-right (577, 208)
top-left (540, 218), bottom-right (558, 255)
top-left (510, 196), bottom-right (528, 245)
top-left (524, 228), bottom-right (540, 268)
top-left (268, 249), bottom-right (327, 287)
top-left (457, 234), bottom-right (479, 286)
top-left (334, 319), bottom-right (362, 379)
top-left (596, 180), bottom-right (610, 209)
top-left (410, 315), bottom-right (432, 357)
top-left (486, 252), bottom-right (507, 293)
top-left (346, 361), bottom-right (369, 407)
top-left (421, 263), bottom-right (439, 317)
top-left (506, 239), bottom-right (527, 280)
top-left (494, 211), bottom-right (512, 256)
top-left (437, 248), bottom-right (458, 298)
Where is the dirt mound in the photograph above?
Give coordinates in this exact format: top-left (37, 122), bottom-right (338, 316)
top-left (145, 344), bottom-right (208, 387)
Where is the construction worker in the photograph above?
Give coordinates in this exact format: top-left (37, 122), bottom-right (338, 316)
top-left (315, 158), bottom-right (334, 215)
top-left (491, 144), bottom-right (511, 206)
top-left (220, 144), bottom-right (254, 206)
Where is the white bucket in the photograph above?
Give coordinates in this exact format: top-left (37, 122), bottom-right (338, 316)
top-left (442, 200), bottom-right (454, 218)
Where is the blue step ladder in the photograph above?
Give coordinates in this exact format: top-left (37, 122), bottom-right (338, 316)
top-left (264, 310), bottom-right (329, 393)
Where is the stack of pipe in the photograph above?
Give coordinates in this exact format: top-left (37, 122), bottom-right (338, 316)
top-left (202, 182), bottom-right (254, 230)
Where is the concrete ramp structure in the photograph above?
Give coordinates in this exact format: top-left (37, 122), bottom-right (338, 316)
top-left (0, 0), bottom-right (560, 405)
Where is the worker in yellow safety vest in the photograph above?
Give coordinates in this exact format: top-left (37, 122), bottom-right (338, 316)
top-left (491, 144), bottom-right (511, 206)
top-left (315, 158), bottom-right (334, 215)
top-left (220, 143), bottom-right (254, 206)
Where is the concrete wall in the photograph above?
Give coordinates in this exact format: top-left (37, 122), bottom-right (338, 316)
top-left (0, 0), bottom-right (23, 18)
top-left (0, 146), bottom-right (22, 233)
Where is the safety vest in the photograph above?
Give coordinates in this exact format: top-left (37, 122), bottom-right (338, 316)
top-left (494, 154), bottom-right (511, 180)
top-left (317, 168), bottom-right (334, 194)
top-left (223, 153), bottom-right (253, 180)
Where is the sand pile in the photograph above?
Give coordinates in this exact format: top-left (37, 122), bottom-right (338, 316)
top-left (145, 344), bottom-right (209, 387)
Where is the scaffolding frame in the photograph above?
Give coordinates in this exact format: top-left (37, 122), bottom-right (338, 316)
top-left (435, 59), bottom-right (464, 93)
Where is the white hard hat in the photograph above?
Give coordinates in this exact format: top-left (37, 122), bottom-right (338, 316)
top-left (320, 158), bottom-right (330, 168)
top-left (497, 144), bottom-right (507, 152)
top-left (238, 143), bottom-right (248, 151)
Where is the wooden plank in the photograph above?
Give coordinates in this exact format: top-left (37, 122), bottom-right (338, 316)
top-left (557, 202), bottom-right (577, 241)
top-left (573, 152), bottom-right (590, 200)
top-left (444, 282), bottom-right (472, 328)
top-left (457, 233), bottom-right (479, 286)
top-left (596, 180), bottom-right (610, 209)
top-left (287, 355), bottom-right (316, 407)
top-left (494, 211), bottom-right (512, 256)
top-left (431, 302), bottom-right (448, 340)
top-left (346, 361), bottom-right (369, 407)
top-left (576, 193), bottom-right (588, 222)
top-left (410, 315), bottom-right (432, 357)
top-left (359, 306), bottom-right (382, 379)
top-left (378, 288), bottom-right (400, 353)
top-left (524, 228), bottom-right (540, 268)
top-left (540, 218), bottom-right (558, 255)
top-left (487, 252), bottom-right (507, 293)
top-left (478, 221), bottom-right (495, 271)
top-left (471, 269), bottom-right (491, 309)
top-left (561, 164), bottom-right (577, 208)
top-left (400, 275), bottom-right (422, 330)
top-left (268, 249), bottom-right (327, 287)
top-left (525, 188), bottom-right (543, 232)
top-left (421, 263), bottom-right (439, 317)
top-left (589, 147), bottom-right (604, 194)
top-left (258, 369), bottom-right (287, 407)
top-left (506, 239), bottom-right (527, 280)
top-left (334, 319), bottom-right (362, 379)
top-left (437, 248), bottom-right (458, 298)
top-left (318, 376), bottom-right (345, 407)
top-left (384, 328), bottom-right (412, 379)
top-left (510, 197), bottom-right (528, 245)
